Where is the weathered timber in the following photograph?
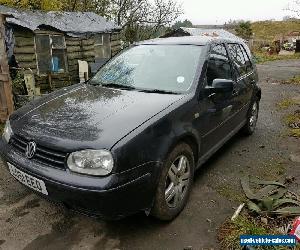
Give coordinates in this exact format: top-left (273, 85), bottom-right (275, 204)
top-left (82, 39), bottom-right (94, 46)
top-left (18, 61), bottom-right (37, 69)
top-left (67, 52), bottom-right (82, 60)
top-left (0, 14), bottom-right (14, 121)
top-left (14, 37), bottom-right (35, 47)
top-left (14, 46), bottom-right (35, 54)
top-left (15, 54), bottom-right (36, 62)
top-left (65, 39), bottom-right (81, 46)
top-left (111, 40), bottom-right (121, 47)
top-left (67, 46), bottom-right (82, 53)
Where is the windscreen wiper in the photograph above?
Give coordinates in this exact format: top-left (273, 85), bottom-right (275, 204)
top-left (139, 89), bottom-right (179, 94)
top-left (101, 83), bottom-right (137, 90)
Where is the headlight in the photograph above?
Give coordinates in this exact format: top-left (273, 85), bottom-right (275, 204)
top-left (3, 119), bottom-right (13, 143)
top-left (67, 149), bottom-right (114, 176)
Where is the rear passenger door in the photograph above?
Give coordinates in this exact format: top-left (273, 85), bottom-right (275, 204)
top-left (227, 43), bottom-right (255, 125)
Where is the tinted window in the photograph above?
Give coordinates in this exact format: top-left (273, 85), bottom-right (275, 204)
top-left (240, 44), bottom-right (253, 73)
top-left (228, 43), bottom-right (248, 77)
top-left (91, 45), bottom-right (204, 92)
top-left (206, 44), bottom-right (232, 86)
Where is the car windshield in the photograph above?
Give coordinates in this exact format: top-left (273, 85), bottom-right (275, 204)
top-left (90, 45), bottom-right (204, 93)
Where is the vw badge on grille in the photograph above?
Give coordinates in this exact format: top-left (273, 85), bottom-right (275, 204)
top-left (25, 141), bottom-right (36, 159)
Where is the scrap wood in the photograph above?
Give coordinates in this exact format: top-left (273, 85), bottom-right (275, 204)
top-left (231, 203), bottom-right (245, 221)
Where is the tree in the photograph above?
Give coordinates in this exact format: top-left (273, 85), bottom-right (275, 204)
top-left (172, 19), bottom-right (193, 29)
top-left (106, 0), bottom-right (183, 41)
top-left (286, 0), bottom-right (300, 17)
top-left (235, 21), bottom-right (253, 40)
top-left (1, 0), bottom-right (66, 10)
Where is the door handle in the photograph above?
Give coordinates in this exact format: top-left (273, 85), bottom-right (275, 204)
top-left (208, 93), bottom-right (216, 99)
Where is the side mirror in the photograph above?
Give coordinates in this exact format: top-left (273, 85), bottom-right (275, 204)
top-left (211, 79), bottom-right (234, 92)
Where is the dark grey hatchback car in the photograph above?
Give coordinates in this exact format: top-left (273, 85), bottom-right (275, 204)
top-left (0, 36), bottom-right (261, 220)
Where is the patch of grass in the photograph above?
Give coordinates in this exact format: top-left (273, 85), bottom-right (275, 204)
top-left (216, 184), bottom-right (244, 203)
top-left (285, 112), bottom-right (300, 126)
top-left (284, 111), bottom-right (300, 138)
top-left (218, 214), bottom-right (291, 250)
top-left (282, 75), bottom-right (300, 85)
top-left (254, 52), bottom-right (300, 64)
top-left (257, 160), bottom-right (286, 181)
top-left (290, 128), bottom-right (300, 138)
top-left (277, 98), bottom-right (297, 109)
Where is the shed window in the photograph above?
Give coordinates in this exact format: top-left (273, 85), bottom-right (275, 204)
top-left (94, 34), bottom-right (111, 59)
top-left (35, 34), bottom-right (68, 74)
top-left (95, 34), bottom-right (104, 45)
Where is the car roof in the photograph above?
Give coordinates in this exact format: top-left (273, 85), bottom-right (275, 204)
top-left (137, 36), bottom-right (244, 46)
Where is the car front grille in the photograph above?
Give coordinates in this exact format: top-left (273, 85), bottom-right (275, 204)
top-left (10, 134), bottom-right (67, 170)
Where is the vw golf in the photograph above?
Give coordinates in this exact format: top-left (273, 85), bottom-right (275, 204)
top-left (0, 36), bottom-right (261, 220)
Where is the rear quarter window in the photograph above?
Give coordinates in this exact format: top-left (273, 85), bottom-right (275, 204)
top-left (228, 43), bottom-right (250, 77)
top-left (239, 44), bottom-right (254, 73)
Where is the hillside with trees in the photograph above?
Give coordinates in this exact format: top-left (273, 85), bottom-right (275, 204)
top-left (251, 20), bottom-right (300, 41)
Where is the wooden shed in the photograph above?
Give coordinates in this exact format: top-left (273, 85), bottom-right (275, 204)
top-left (0, 5), bottom-right (122, 94)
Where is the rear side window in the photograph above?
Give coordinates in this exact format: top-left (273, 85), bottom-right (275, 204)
top-left (240, 44), bottom-right (253, 73)
top-left (228, 43), bottom-right (248, 77)
top-left (206, 44), bottom-right (232, 86)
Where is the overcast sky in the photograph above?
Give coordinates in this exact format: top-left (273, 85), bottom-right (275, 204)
top-left (180, 0), bottom-right (295, 25)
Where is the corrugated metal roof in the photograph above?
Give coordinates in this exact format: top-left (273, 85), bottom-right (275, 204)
top-left (0, 5), bottom-right (120, 37)
top-left (181, 27), bottom-right (244, 41)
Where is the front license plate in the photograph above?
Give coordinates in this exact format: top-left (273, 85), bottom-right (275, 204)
top-left (8, 162), bottom-right (48, 195)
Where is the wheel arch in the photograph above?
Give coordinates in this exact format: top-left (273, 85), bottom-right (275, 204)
top-left (166, 133), bottom-right (200, 167)
top-left (255, 87), bottom-right (262, 101)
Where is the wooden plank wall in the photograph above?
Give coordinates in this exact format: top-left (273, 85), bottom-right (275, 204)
top-left (13, 29), bottom-right (37, 74)
top-left (66, 36), bottom-right (95, 83)
top-left (111, 33), bottom-right (122, 56)
top-left (0, 14), bottom-right (14, 122)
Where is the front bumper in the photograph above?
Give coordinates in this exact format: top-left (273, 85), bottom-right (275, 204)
top-left (0, 139), bottom-right (161, 219)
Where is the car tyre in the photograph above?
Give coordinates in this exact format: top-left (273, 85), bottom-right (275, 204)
top-left (241, 100), bottom-right (259, 136)
top-left (151, 143), bottom-right (194, 221)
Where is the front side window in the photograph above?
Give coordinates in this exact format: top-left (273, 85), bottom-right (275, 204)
top-left (206, 44), bottom-right (232, 86)
top-left (35, 34), bottom-right (68, 74)
top-left (228, 43), bottom-right (248, 77)
top-left (90, 45), bottom-right (204, 93)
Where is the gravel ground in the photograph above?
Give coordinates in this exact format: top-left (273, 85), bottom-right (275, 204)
top-left (0, 60), bottom-right (299, 250)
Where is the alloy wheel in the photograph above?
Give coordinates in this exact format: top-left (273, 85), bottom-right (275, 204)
top-left (165, 155), bottom-right (191, 208)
